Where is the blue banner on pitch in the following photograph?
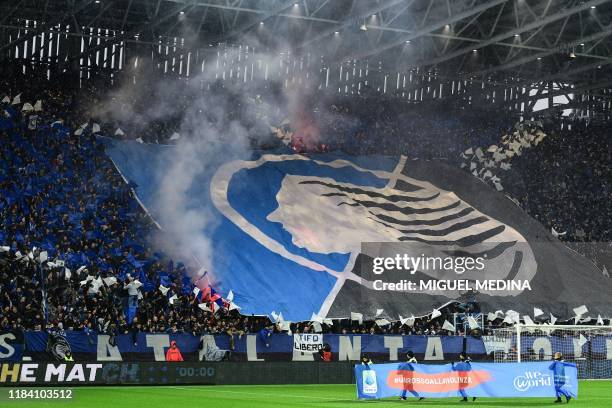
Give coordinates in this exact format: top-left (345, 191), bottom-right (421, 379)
top-left (355, 361), bottom-right (578, 399)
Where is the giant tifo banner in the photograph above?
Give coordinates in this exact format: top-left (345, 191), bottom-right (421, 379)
top-left (103, 139), bottom-right (611, 321)
top-left (355, 361), bottom-right (578, 399)
top-left (1, 332), bottom-right (485, 362)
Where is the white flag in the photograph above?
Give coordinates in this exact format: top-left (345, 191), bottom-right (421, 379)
top-left (523, 315), bottom-right (535, 326)
top-left (534, 307), bottom-right (544, 318)
top-left (442, 320), bottom-right (455, 332)
top-left (11, 94), bottom-right (21, 105)
top-left (350, 312), bottom-right (363, 324)
top-left (577, 334), bottom-right (588, 348)
top-left (1, 96), bottom-right (10, 103)
top-left (597, 315), bottom-right (604, 326)
top-left (550, 313), bottom-right (557, 325)
top-left (158, 285), bottom-right (169, 296)
top-left (33, 100), bottom-right (42, 111)
top-left (271, 311), bottom-right (282, 323)
top-left (467, 316), bottom-right (479, 330)
top-left (375, 309), bottom-right (384, 317)
top-left (573, 305), bottom-right (588, 318)
top-left (400, 315), bottom-right (415, 327)
top-left (92, 123), bottom-right (101, 133)
top-left (115, 128), bottom-right (125, 136)
top-left (170, 132), bottom-right (181, 141)
top-left (169, 294), bottom-right (178, 305)
top-left (431, 309), bottom-right (442, 319)
top-left (375, 319), bottom-right (391, 327)
top-left (310, 313), bottom-right (323, 324)
top-left (226, 290), bottom-right (234, 302)
top-left (74, 122), bottom-right (88, 136)
top-left (103, 277), bottom-right (117, 286)
top-left (79, 275), bottom-right (94, 286)
top-left (503, 315), bottom-right (514, 324)
top-left (506, 310), bottom-right (520, 324)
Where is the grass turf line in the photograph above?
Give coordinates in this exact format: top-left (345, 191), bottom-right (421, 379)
top-left (2, 381), bottom-right (611, 408)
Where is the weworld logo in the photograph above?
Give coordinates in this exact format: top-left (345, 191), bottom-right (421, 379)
top-left (513, 371), bottom-right (552, 392)
top-left (362, 370), bottom-right (378, 394)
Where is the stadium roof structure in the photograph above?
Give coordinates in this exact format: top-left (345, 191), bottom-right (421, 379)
top-left (1, 0), bottom-right (611, 112)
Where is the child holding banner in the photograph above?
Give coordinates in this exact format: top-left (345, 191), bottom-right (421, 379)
top-left (399, 351), bottom-right (425, 401)
top-left (452, 353), bottom-right (476, 402)
top-left (550, 352), bottom-right (573, 404)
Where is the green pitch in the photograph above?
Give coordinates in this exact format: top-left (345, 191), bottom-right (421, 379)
top-left (4, 381), bottom-right (611, 407)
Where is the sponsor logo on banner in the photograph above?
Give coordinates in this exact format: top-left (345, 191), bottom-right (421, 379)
top-left (362, 370), bottom-right (378, 394)
top-left (386, 370), bottom-right (493, 393)
top-left (292, 334), bottom-right (323, 353)
top-left (513, 371), bottom-right (552, 392)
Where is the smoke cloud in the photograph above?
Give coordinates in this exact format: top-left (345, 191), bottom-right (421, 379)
top-left (93, 32), bottom-right (335, 286)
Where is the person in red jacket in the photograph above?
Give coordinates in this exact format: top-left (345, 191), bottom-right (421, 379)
top-left (165, 340), bottom-right (184, 362)
top-left (319, 343), bottom-right (332, 362)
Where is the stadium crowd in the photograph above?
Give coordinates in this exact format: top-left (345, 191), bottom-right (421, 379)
top-left (0, 62), bottom-right (609, 341)
top-left (502, 119), bottom-right (611, 243)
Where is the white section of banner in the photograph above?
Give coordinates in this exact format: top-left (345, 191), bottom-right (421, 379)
top-left (292, 334), bottom-right (324, 353)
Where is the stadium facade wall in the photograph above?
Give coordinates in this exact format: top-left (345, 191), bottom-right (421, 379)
top-left (1, 332), bottom-right (481, 362)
